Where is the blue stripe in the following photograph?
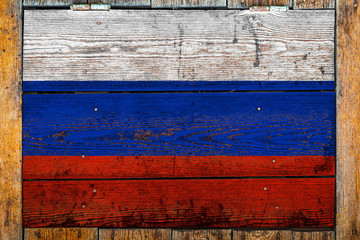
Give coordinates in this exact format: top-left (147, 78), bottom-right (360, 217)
top-left (23, 81), bottom-right (335, 92)
top-left (23, 92), bottom-right (335, 156)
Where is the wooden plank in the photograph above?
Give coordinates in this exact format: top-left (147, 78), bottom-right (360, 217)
top-left (0, 0), bottom-right (22, 239)
top-left (22, 80), bottom-right (335, 92)
top-left (88, 0), bottom-right (150, 7)
top-left (23, 0), bottom-right (150, 7)
top-left (172, 229), bottom-right (231, 240)
top-left (23, 156), bottom-right (335, 179)
top-left (336, 0), bottom-right (360, 238)
top-left (233, 230), bottom-right (292, 240)
top-left (151, 0), bottom-right (225, 8)
top-left (23, 10), bottom-right (334, 89)
top-left (23, 178), bottom-right (335, 228)
top-left (25, 228), bottom-right (98, 240)
top-left (228, 0), bottom-right (291, 9)
top-left (23, 92), bottom-right (335, 157)
top-left (293, 231), bottom-right (335, 240)
top-left (23, 0), bottom-right (86, 7)
top-left (294, 0), bottom-right (334, 9)
top-left (99, 229), bottom-right (170, 240)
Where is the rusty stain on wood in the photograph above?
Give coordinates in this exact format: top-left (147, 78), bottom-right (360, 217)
top-left (173, 229), bottom-right (231, 240)
top-left (25, 228), bottom-right (98, 240)
top-left (293, 231), bottom-right (335, 240)
top-left (0, 0), bottom-right (22, 239)
top-left (99, 229), bottom-right (171, 240)
top-left (233, 230), bottom-right (292, 240)
top-left (336, 0), bottom-right (360, 236)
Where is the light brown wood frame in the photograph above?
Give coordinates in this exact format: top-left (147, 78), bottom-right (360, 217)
top-left (0, 0), bottom-right (358, 239)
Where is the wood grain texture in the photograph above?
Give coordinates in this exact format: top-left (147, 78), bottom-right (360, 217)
top-left (23, 178), bottom-right (335, 228)
top-left (23, 92), bottom-right (335, 157)
top-left (23, 10), bottom-right (334, 83)
top-left (172, 229), bottom-right (231, 240)
top-left (88, 0), bottom-right (150, 7)
top-left (25, 228), bottom-right (98, 240)
top-left (228, 0), bottom-right (291, 9)
top-left (294, 0), bottom-right (334, 9)
top-left (23, 0), bottom-right (86, 6)
top-left (293, 231), bottom-right (335, 240)
top-left (0, 0), bottom-right (22, 239)
top-left (23, 0), bottom-right (150, 7)
top-left (233, 230), bottom-right (292, 240)
top-left (99, 229), bottom-right (171, 240)
top-left (336, 0), bottom-right (360, 237)
top-left (23, 156), bottom-right (335, 179)
top-left (22, 80), bottom-right (335, 92)
top-left (305, 232), bottom-right (334, 240)
top-left (151, 0), bottom-right (225, 8)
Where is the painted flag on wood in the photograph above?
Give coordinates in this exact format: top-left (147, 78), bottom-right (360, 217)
top-left (22, 9), bottom-right (335, 228)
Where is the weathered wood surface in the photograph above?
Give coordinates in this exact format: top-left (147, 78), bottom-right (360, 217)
top-left (233, 230), bottom-right (292, 239)
top-left (294, 0), bottom-right (334, 9)
top-left (23, 178), bottom-right (335, 228)
top-left (23, 156), bottom-right (335, 179)
top-left (23, 0), bottom-right (86, 6)
top-left (23, 0), bottom-right (150, 7)
top-left (228, 0), bottom-right (291, 9)
top-left (23, 0), bottom-right (336, 8)
top-left (25, 228), bottom-right (98, 240)
top-left (88, 0), bottom-right (150, 6)
top-left (336, 0), bottom-right (360, 238)
top-left (23, 92), bottom-right (335, 157)
top-left (22, 80), bottom-right (335, 92)
top-left (293, 231), bottom-right (335, 240)
top-left (0, 0), bottom-right (22, 239)
top-left (23, 10), bottom-right (334, 85)
top-left (99, 229), bottom-right (171, 240)
top-left (172, 229), bottom-right (231, 240)
top-left (151, 0), bottom-right (225, 8)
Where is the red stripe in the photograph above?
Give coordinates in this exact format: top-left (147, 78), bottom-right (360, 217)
top-left (23, 178), bottom-right (335, 228)
top-left (23, 156), bottom-right (335, 179)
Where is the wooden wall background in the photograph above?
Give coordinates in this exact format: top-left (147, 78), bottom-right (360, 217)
top-left (3, 0), bottom-right (359, 238)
